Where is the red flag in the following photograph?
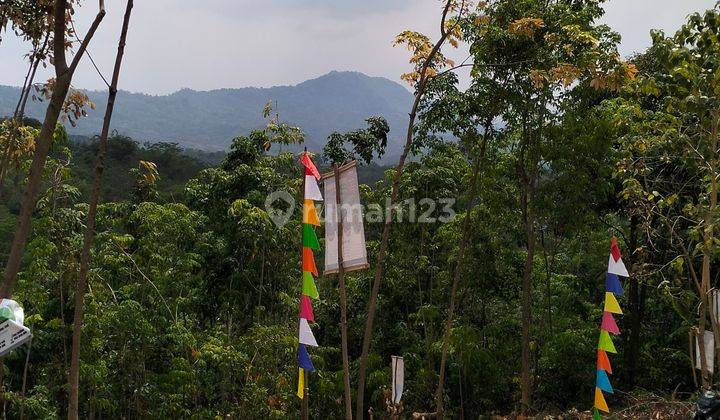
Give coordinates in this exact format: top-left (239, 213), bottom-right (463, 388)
top-left (300, 295), bottom-right (315, 322)
top-left (610, 236), bottom-right (621, 262)
top-left (300, 153), bottom-right (321, 180)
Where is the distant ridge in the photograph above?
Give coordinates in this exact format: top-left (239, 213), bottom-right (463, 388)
top-left (0, 71), bottom-right (413, 159)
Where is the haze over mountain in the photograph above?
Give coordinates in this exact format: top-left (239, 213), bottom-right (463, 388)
top-left (0, 71), bottom-right (413, 158)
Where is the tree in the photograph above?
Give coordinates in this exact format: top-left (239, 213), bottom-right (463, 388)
top-left (68, 1), bottom-right (134, 418)
top-left (1, 0), bottom-right (106, 298)
top-left (355, 1), bottom-right (469, 417)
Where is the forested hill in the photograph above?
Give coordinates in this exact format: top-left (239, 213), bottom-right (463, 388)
top-left (0, 71), bottom-right (413, 157)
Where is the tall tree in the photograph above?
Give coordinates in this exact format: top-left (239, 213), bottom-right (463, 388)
top-left (354, 1), bottom-right (467, 417)
top-left (68, 1), bottom-right (134, 418)
top-left (1, 0), bottom-right (105, 298)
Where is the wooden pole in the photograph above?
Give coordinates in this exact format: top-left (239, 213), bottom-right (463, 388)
top-left (333, 164), bottom-right (353, 419)
top-left (301, 149), bottom-right (309, 420)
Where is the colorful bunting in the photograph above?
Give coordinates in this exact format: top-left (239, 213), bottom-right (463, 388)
top-left (297, 152), bottom-right (323, 400)
top-left (605, 273), bottom-right (624, 296)
top-left (302, 272), bottom-right (319, 299)
top-left (596, 369), bottom-right (613, 393)
top-left (601, 312), bottom-right (620, 335)
top-left (300, 295), bottom-right (315, 322)
top-left (593, 236), bottom-right (627, 417)
top-left (594, 387), bottom-right (609, 413)
top-left (303, 224), bottom-right (320, 250)
top-left (302, 247), bottom-right (318, 276)
top-left (603, 293), bottom-right (623, 315)
top-left (297, 368), bottom-right (305, 398)
top-left (303, 200), bottom-right (321, 226)
top-left (597, 349), bottom-right (612, 374)
top-left (298, 344), bottom-right (315, 372)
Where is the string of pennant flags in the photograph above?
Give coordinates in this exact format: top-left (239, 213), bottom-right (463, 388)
top-left (297, 152), bottom-right (323, 399)
top-left (594, 236), bottom-right (629, 419)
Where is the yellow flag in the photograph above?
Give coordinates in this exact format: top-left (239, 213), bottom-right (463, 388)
top-left (297, 368), bottom-right (304, 399)
top-left (594, 387), bottom-right (609, 412)
top-left (604, 292), bottom-right (622, 314)
top-left (303, 200), bottom-right (321, 226)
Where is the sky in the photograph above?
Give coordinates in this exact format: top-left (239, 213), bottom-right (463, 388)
top-left (0, 0), bottom-right (716, 95)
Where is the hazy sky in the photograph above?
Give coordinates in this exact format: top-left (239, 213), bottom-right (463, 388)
top-left (0, 0), bottom-right (715, 94)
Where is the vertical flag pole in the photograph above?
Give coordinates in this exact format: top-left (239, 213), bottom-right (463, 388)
top-left (301, 151), bottom-right (309, 420)
top-left (333, 164), bottom-right (353, 420)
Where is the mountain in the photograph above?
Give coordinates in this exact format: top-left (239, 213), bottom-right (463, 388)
top-left (0, 71), bottom-right (413, 159)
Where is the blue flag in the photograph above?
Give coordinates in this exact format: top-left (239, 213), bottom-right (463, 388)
top-left (605, 273), bottom-right (624, 296)
top-left (596, 369), bottom-right (613, 393)
top-left (298, 344), bottom-right (315, 372)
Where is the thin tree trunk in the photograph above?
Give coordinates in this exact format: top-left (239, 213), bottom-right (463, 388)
top-left (520, 178), bottom-right (535, 413)
top-left (68, 2), bottom-right (130, 418)
top-left (699, 110), bottom-right (720, 388)
top-left (18, 339), bottom-right (32, 420)
top-left (435, 134), bottom-right (487, 418)
top-left (355, 2), bottom-right (462, 416)
top-left (1, 0), bottom-right (105, 299)
top-left (334, 164), bottom-right (353, 420)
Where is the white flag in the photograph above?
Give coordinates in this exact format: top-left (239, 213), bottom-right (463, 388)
top-left (696, 330), bottom-right (715, 373)
top-left (391, 356), bottom-right (404, 404)
top-left (299, 318), bottom-right (318, 347)
top-left (305, 176), bottom-right (323, 201)
top-left (607, 254), bottom-right (629, 277)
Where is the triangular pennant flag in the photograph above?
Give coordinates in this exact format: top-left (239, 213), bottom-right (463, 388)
top-left (608, 254), bottom-right (629, 277)
top-left (597, 349), bottom-right (612, 374)
top-left (596, 369), bottom-right (613, 393)
top-left (299, 318), bottom-right (318, 347)
top-left (605, 273), bottom-right (624, 296)
top-left (303, 200), bottom-right (321, 226)
top-left (303, 224), bottom-right (320, 250)
top-left (298, 344), bottom-right (315, 372)
top-left (593, 407), bottom-right (601, 420)
top-left (610, 236), bottom-right (621, 262)
top-left (302, 247), bottom-right (318, 276)
top-left (300, 153), bottom-right (321, 180)
top-left (300, 294), bottom-right (315, 322)
top-left (297, 368), bottom-right (305, 399)
top-left (302, 271), bottom-right (319, 299)
top-left (594, 387), bottom-right (609, 412)
top-left (305, 175), bottom-right (323, 201)
top-left (598, 330), bottom-right (617, 353)
top-left (604, 292), bottom-right (623, 315)
top-left (601, 311), bottom-right (620, 335)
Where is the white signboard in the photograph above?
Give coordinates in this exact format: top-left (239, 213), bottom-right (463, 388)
top-left (323, 162), bottom-right (368, 274)
top-left (696, 330), bottom-right (715, 373)
top-left (0, 319), bottom-right (31, 357)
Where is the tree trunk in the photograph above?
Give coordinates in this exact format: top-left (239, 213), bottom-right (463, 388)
top-left (355, 3), bottom-right (459, 417)
top-left (0, 0), bottom-right (105, 299)
top-left (68, 2), bottom-right (130, 419)
top-left (520, 179), bottom-right (535, 413)
top-left (435, 134), bottom-right (487, 418)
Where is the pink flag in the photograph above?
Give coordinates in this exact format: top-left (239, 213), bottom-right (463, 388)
top-left (300, 295), bottom-right (315, 322)
top-left (601, 311), bottom-right (620, 335)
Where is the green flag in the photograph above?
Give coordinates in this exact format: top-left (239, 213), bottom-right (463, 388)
top-left (303, 224), bottom-right (320, 250)
top-left (593, 408), bottom-right (600, 420)
top-left (598, 330), bottom-right (616, 354)
top-left (302, 271), bottom-right (319, 299)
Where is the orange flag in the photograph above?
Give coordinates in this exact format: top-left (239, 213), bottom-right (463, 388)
top-left (597, 349), bottom-right (612, 374)
top-left (303, 199), bottom-right (321, 226)
top-left (302, 247), bottom-right (318, 276)
top-left (594, 387), bottom-right (609, 412)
